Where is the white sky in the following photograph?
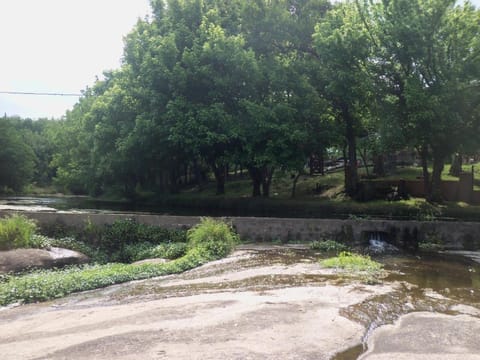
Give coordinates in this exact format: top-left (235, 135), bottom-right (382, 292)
top-left (0, 0), bottom-right (151, 119)
top-left (0, 0), bottom-right (478, 119)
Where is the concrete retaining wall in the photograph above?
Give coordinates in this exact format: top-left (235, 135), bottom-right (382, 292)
top-left (2, 210), bottom-right (480, 251)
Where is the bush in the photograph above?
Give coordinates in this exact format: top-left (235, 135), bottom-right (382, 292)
top-left (187, 218), bottom-right (239, 259)
top-left (321, 251), bottom-right (383, 272)
top-left (99, 219), bottom-right (187, 254)
top-left (29, 234), bottom-right (52, 249)
top-left (321, 251), bottom-right (385, 284)
top-left (310, 240), bottom-right (348, 253)
top-left (0, 214), bottom-right (38, 250)
top-left (0, 218), bottom-right (235, 306)
top-left (48, 236), bottom-right (108, 263)
top-left (120, 242), bottom-right (187, 263)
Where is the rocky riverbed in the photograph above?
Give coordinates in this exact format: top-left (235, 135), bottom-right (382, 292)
top-left (0, 245), bottom-right (479, 359)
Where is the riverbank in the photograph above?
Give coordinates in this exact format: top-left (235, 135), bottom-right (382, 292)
top-left (4, 193), bottom-right (480, 222)
top-left (2, 210), bottom-right (480, 251)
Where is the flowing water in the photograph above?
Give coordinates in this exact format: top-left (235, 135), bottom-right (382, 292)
top-left (98, 245), bottom-right (480, 359)
top-left (333, 252), bottom-right (480, 359)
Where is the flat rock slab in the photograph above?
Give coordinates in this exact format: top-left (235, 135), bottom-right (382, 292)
top-left (0, 248), bottom-right (394, 360)
top-left (360, 312), bottom-right (480, 359)
top-left (0, 247), bottom-right (89, 273)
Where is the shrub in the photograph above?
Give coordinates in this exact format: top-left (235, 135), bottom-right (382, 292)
top-left (29, 234), bottom-right (52, 249)
top-left (321, 251), bottom-right (383, 272)
top-left (48, 236), bottom-right (108, 263)
top-left (99, 219), bottom-right (187, 254)
top-left (0, 214), bottom-right (38, 250)
top-left (310, 240), bottom-right (348, 253)
top-left (187, 218), bottom-right (239, 259)
top-left (0, 219), bottom-right (232, 306)
top-left (321, 251), bottom-right (384, 284)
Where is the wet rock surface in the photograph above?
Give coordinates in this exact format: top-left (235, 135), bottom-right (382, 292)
top-left (0, 245), bottom-right (479, 360)
top-left (360, 312), bottom-right (480, 360)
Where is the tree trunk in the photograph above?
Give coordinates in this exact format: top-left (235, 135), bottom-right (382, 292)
top-left (261, 166), bottom-right (274, 198)
top-left (169, 167), bottom-right (179, 194)
top-left (291, 172), bottom-right (301, 198)
top-left (319, 151), bottom-right (325, 176)
top-left (373, 154), bottom-right (385, 177)
top-left (418, 145), bottom-right (430, 197)
top-left (449, 153), bottom-right (462, 177)
top-left (344, 109), bottom-right (359, 197)
top-left (248, 166), bottom-right (262, 197)
top-left (429, 153), bottom-right (445, 203)
top-left (211, 162), bottom-right (226, 195)
top-left (309, 154), bottom-right (315, 175)
top-left (359, 148), bottom-right (370, 178)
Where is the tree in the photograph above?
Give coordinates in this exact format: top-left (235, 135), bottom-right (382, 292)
top-left (0, 119), bottom-right (36, 192)
top-left (313, 1), bottom-right (374, 197)
top-left (361, 0), bottom-right (480, 201)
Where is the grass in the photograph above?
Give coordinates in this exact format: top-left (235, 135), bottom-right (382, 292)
top-left (321, 251), bottom-right (384, 284)
top-left (0, 214), bottom-right (38, 250)
top-left (165, 163), bottom-right (480, 221)
top-left (0, 249), bottom-right (210, 306)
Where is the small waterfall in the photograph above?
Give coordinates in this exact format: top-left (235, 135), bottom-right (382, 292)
top-left (367, 231), bottom-right (399, 254)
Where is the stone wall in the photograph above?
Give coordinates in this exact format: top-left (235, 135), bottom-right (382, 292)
top-left (2, 210), bottom-right (480, 251)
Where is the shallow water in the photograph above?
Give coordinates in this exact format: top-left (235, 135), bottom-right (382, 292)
top-left (334, 252), bottom-right (480, 359)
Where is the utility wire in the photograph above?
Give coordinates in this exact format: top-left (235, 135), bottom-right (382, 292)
top-left (0, 90), bottom-right (81, 97)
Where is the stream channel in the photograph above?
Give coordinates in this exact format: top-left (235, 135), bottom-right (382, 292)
top-left (1, 197), bottom-right (480, 358)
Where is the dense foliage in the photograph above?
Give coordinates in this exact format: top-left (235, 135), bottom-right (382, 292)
top-left (0, 217), bottom-right (239, 306)
top-left (1, 0), bottom-right (479, 202)
top-left (0, 214), bottom-right (38, 250)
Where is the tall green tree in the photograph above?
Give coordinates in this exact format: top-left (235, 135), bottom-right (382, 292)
top-left (0, 119), bottom-right (36, 192)
top-left (313, 1), bottom-right (374, 196)
top-left (360, 0), bottom-right (480, 201)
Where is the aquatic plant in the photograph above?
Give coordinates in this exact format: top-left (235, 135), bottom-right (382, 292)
top-left (321, 251), bottom-right (384, 284)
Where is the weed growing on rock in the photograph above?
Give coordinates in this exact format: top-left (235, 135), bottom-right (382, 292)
top-left (321, 251), bottom-right (384, 284)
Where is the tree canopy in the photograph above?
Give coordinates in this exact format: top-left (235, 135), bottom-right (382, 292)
top-left (3, 0), bottom-right (479, 202)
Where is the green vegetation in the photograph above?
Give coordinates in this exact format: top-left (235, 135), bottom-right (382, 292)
top-left (187, 218), bottom-right (239, 258)
top-left (1, 1), bottom-right (479, 208)
top-left (321, 251), bottom-right (384, 284)
top-left (0, 214), bottom-right (38, 250)
top-left (0, 217), bottom-right (239, 306)
top-left (310, 240), bottom-right (348, 253)
top-left (321, 252), bottom-right (383, 272)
